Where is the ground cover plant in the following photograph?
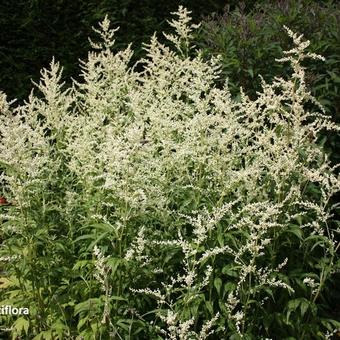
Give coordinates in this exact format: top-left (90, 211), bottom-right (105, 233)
top-left (0, 6), bottom-right (339, 339)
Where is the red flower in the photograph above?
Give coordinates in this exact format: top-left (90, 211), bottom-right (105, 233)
top-left (0, 196), bottom-right (8, 205)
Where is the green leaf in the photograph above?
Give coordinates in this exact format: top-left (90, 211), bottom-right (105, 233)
top-left (300, 298), bottom-right (309, 317)
top-left (217, 232), bottom-right (224, 247)
top-left (12, 317), bottom-right (29, 335)
top-left (34, 330), bottom-right (53, 340)
top-left (73, 234), bottom-right (95, 244)
top-left (321, 318), bottom-right (340, 332)
top-left (77, 315), bottom-right (89, 331)
top-left (109, 295), bottom-right (127, 302)
top-left (117, 319), bottom-right (132, 331)
top-left (222, 265), bottom-right (239, 278)
top-left (0, 277), bottom-right (16, 289)
top-left (86, 231), bottom-right (110, 251)
top-left (73, 260), bottom-right (92, 271)
top-left (91, 222), bottom-right (118, 237)
top-left (224, 282), bottom-right (236, 293)
top-left (263, 287), bottom-right (275, 301)
top-left (74, 298), bottom-right (102, 316)
top-left (214, 277), bottom-right (222, 295)
top-left (51, 319), bottom-right (67, 339)
top-left (286, 224), bottom-right (303, 240)
top-left (286, 298), bottom-right (302, 323)
top-left (206, 299), bottom-right (214, 314)
top-left (106, 257), bottom-right (121, 276)
top-left (287, 299), bottom-right (301, 311)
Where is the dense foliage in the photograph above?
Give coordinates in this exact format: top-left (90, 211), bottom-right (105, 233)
top-left (196, 0), bottom-right (340, 165)
top-left (0, 0), bottom-right (234, 102)
top-left (0, 6), bottom-right (339, 340)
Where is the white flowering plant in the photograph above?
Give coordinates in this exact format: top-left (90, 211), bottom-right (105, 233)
top-left (0, 6), bottom-right (339, 339)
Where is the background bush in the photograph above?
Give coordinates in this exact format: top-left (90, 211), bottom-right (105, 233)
top-left (196, 0), bottom-right (340, 165)
top-left (0, 0), bottom-right (246, 103)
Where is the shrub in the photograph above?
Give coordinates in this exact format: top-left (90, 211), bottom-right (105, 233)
top-left (0, 6), bottom-right (339, 339)
top-left (196, 0), bottom-right (340, 166)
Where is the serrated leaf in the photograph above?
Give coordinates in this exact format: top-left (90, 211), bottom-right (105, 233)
top-left (52, 319), bottom-right (67, 339)
top-left (39, 330), bottom-right (53, 340)
top-left (0, 277), bottom-right (14, 289)
top-left (12, 317), bottom-right (29, 335)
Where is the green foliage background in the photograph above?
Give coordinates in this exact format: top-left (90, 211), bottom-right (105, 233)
top-left (196, 0), bottom-right (340, 165)
top-left (0, 0), bottom-right (235, 102)
top-left (195, 1), bottom-right (340, 275)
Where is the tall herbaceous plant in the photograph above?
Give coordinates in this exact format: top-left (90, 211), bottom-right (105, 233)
top-left (0, 6), bottom-right (339, 339)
